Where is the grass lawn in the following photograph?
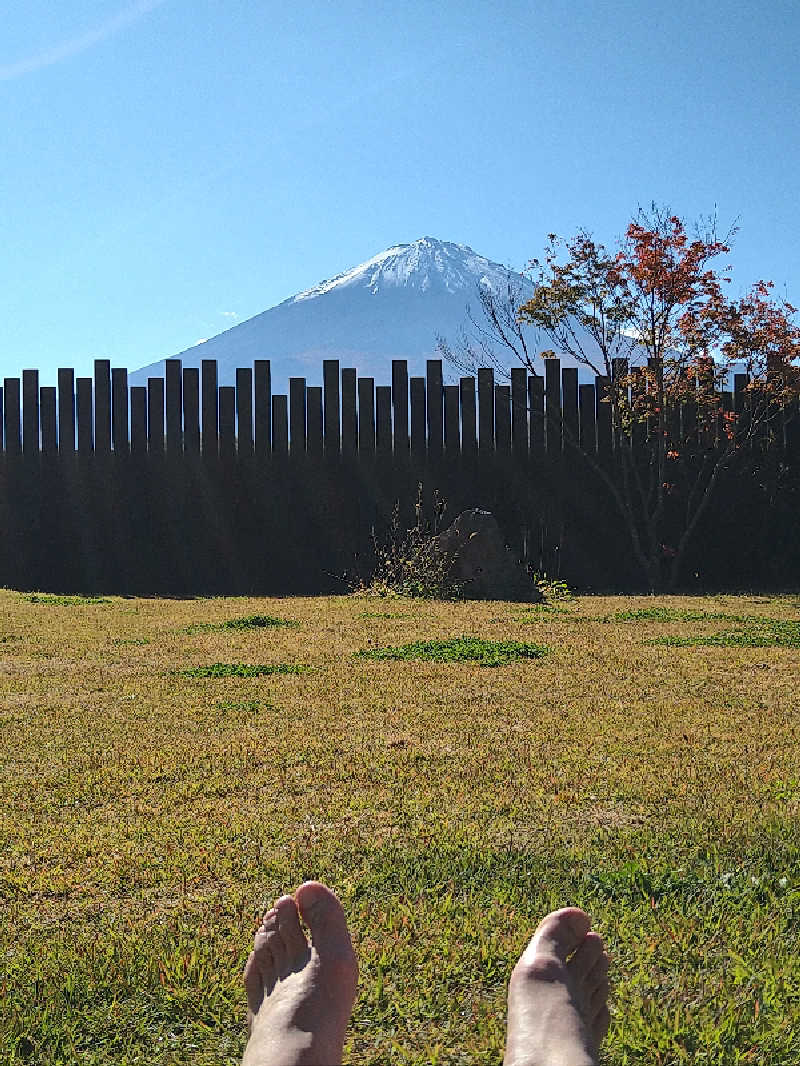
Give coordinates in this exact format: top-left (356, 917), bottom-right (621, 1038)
top-left (1, 588), bottom-right (799, 1065)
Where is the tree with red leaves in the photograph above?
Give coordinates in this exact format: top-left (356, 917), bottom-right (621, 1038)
top-left (515, 206), bottom-right (800, 590)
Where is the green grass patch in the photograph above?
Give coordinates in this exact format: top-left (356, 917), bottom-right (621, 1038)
top-left (177, 662), bottom-right (310, 678)
top-left (214, 699), bottom-right (266, 713)
top-left (355, 636), bottom-right (548, 667)
top-left (183, 614), bottom-right (299, 634)
top-left (651, 619), bottom-right (800, 648)
top-left (23, 593), bottom-right (112, 606)
top-left (514, 603), bottom-right (578, 622)
top-left (609, 607), bottom-right (800, 648)
top-left (111, 637), bottom-right (150, 646)
top-left (517, 603), bottom-right (570, 615)
top-left (608, 607), bottom-right (753, 623)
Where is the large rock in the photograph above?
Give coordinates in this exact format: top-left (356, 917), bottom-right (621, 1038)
top-left (432, 509), bottom-right (542, 602)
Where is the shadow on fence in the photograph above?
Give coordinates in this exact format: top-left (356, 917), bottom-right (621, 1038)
top-left (1, 357), bottom-right (798, 594)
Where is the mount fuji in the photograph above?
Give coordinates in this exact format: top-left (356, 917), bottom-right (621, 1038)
top-left (130, 237), bottom-right (585, 394)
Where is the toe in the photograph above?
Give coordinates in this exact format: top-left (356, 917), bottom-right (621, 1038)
top-left (244, 943), bottom-right (270, 1023)
top-left (528, 907), bottom-right (592, 964)
top-left (275, 896), bottom-right (311, 968)
top-left (586, 950), bottom-right (610, 990)
top-left (264, 923), bottom-right (287, 974)
top-left (294, 881), bottom-right (356, 966)
top-left (244, 949), bottom-right (263, 1003)
top-left (569, 931), bottom-right (605, 983)
top-left (591, 1003), bottom-right (611, 1047)
top-left (589, 977), bottom-right (609, 1019)
top-left (246, 911), bottom-right (278, 1002)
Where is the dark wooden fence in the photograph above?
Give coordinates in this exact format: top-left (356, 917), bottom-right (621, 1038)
top-left (1, 357), bottom-right (798, 594)
top-left (3, 357), bottom-right (783, 460)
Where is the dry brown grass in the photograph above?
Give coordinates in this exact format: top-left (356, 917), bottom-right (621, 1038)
top-left (1, 589), bottom-right (799, 1063)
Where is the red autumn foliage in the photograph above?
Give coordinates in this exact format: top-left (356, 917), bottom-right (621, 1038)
top-left (516, 205), bottom-right (800, 590)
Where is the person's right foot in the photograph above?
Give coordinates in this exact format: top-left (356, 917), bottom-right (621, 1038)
top-left (503, 907), bottom-right (610, 1066)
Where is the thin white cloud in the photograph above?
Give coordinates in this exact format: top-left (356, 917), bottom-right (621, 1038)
top-left (0, 0), bottom-right (168, 81)
top-left (220, 311), bottom-right (238, 319)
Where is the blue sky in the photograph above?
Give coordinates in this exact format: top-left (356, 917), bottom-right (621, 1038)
top-left (3, 0), bottom-right (799, 385)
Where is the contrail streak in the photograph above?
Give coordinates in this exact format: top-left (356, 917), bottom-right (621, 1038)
top-left (1, 0), bottom-right (168, 81)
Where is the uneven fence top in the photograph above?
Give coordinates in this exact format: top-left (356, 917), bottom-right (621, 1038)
top-left (0, 355), bottom-right (790, 461)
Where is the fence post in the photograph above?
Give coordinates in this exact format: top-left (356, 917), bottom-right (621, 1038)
top-left (734, 373), bottom-right (749, 416)
top-left (358, 378), bottom-right (375, 456)
top-left (611, 358), bottom-right (628, 450)
top-left (254, 360), bottom-right (271, 457)
top-left (131, 387), bottom-right (147, 453)
top-left (579, 384), bottom-right (597, 454)
top-left (218, 386), bottom-right (235, 461)
top-left (596, 376), bottom-right (612, 457)
top-left (148, 377), bottom-right (165, 454)
top-left (236, 367), bottom-right (253, 457)
top-left (561, 367), bottom-right (578, 448)
top-left (785, 398), bottom-right (800, 463)
top-left (717, 390), bottom-right (733, 448)
top-left (341, 369), bottom-right (357, 456)
top-left (681, 366), bottom-right (697, 443)
top-left (478, 367), bottom-right (494, 454)
top-left (58, 369), bottom-right (75, 454)
top-left (289, 378), bottom-right (307, 455)
top-left (410, 377), bottom-right (425, 458)
top-left (307, 386), bottom-right (323, 455)
top-left (3, 379), bottom-right (20, 456)
top-left (544, 359), bottom-right (561, 454)
top-left (112, 369), bottom-right (129, 454)
top-left (272, 395), bottom-right (288, 456)
top-left (392, 360), bottom-right (409, 455)
top-left (166, 360), bottom-right (182, 455)
top-left (529, 375), bottom-right (544, 453)
top-left (40, 387), bottom-right (57, 454)
top-left (460, 376), bottom-right (477, 457)
top-left (22, 370), bottom-right (39, 455)
top-left (444, 385), bottom-right (460, 455)
top-left (511, 367), bottom-right (528, 459)
top-left (630, 367), bottom-right (645, 451)
top-left (426, 360), bottom-right (443, 458)
top-left (495, 384), bottom-right (511, 454)
top-left (376, 386), bottom-right (392, 454)
top-left (183, 368), bottom-right (200, 454)
top-left (323, 359), bottom-right (340, 456)
top-left (77, 379), bottom-right (93, 452)
top-left (94, 360), bottom-right (111, 453)
top-left (201, 360), bottom-right (219, 457)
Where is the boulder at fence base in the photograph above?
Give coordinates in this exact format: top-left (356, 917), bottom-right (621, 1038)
top-left (432, 509), bottom-right (543, 602)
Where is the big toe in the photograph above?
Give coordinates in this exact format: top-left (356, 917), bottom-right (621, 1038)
top-left (294, 881), bottom-right (355, 964)
top-left (529, 906), bottom-right (592, 963)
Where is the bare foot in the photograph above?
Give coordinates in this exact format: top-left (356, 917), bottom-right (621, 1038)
top-left (242, 881), bottom-right (358, 1066)
top-left (504, 907), bottom-right (610, 1066)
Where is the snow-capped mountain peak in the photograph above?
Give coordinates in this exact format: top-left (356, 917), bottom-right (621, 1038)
top-left (290, 236), bottom-right (514, 301)
top-left (130, 236), bottom-right (564, 394)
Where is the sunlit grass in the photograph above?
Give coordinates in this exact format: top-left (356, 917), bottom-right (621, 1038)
top-left (23, 593), bottom-right (113, 606)
top-left (354, 636), bottom-right (548, 667)
top-left (183, 614), bottom-right (301, 634)
top-left (178, 663), bottom-right (311, 678)
top-left (1, 589), bottom-right (798, 1064)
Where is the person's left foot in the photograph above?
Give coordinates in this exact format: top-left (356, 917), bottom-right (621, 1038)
top-left (243, 881), bottom-right (358, 1066)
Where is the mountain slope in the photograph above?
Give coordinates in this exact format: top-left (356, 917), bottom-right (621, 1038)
top-left (130, 237), bottom-right (574, 392)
